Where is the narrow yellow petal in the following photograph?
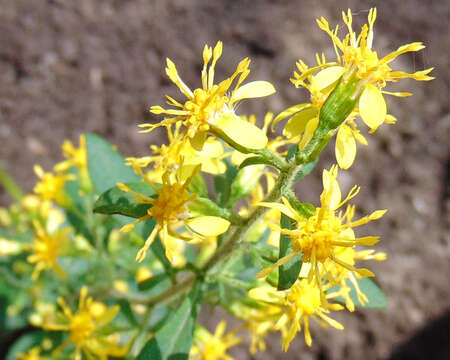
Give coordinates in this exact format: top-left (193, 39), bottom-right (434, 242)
top-left (185, 216), bottom-right (230, 237)
top-left (359, 84), bottom-right (386, 130)
top-left (248, 287), bottom-right (282, 303)
top-left (335, 125), bottom-right (356, 169)
top-left (258, 202), bottom-right (298, 220)
top-left (231, 81), bottom-right (276, 103)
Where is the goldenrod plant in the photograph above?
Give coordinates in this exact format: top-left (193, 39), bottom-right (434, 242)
top-left (0, 9), bottom-right (433, 360)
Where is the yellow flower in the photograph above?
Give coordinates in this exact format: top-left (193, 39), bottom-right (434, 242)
top-left (140, 41), bottom-right (275, 151)
top-left (316, 8), bottom-right (433, 129)
top-left (33, 165), bottom-right (74, 208)
top-left (26, 221), bottom-right (70, 280)
top-left (118, 168), bottom-right (230, 264)
top-left (42, 286), bottom-right (125, 360)
top-left (248, 279), bottom-right (343, 349)
top-left (17, 346), bottom-right (42, 360)
top-left (287, 8), bottom-right (433, 169)
top-left (190, 321), bottom-right (242, 360)
top-left (54, 135), bottom-right (87, 172)
top-left (258, 165), bottom-right (386, 286)
top-left (126, 125), bottom-right (228, 183)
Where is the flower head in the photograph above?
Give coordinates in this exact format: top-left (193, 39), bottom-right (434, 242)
top-left (258, 165), bottom-right (386, 286)
top-left (141, 42), bottom-right (275, 151)
top-left (33, 165), bottom-right (74, 208)
top-left (41, 286), bottom-right (125, 360)
top-left (249, 279), bottom-right (343, 349)
top-left (26, 221), bottom-right (70, 280)
top-left (285, 8), bottom-right (433, 169)
top-left (190, 321), bottom-right (242, 360)
top-left (54, 135), bottom-right (87, 172)
top-left (118, 167), bottom-right (230, 264)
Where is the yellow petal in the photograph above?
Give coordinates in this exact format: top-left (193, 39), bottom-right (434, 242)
top-left (198, 139), bottom-right (223, 157)
top-left (321, 167), bottom-right (341, 210)
top-left (298, 117), bottom-right (319, 150)
top-left (189, 131), bottom-right (207, 151)
top-left (311, 66), bottom-right (345, 91)
top-left (335, 125), bottom-right (356, 169)
top-left (258, 202), bottom-right (298, 220)
top-left (185, 216), bottom-right (230, 237)
top-left (283, 107), bottom-right (318, 138)
top-left (248, 287), bottom-right (282, 303)
top-left (231, 81), bottom-right (276, 102)
top-left (214, 113), bottom-right (268, 149)
top-left (359, 84), bottom-right (386, 130)
top-left (272, 103), bottom-right (311, 130)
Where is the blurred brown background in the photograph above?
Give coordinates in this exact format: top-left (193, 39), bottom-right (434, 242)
top-left (0, 0), bottom-right (448, 359)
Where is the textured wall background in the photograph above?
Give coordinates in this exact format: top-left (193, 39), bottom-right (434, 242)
top-left (0, 0), bottom-right (448, 359)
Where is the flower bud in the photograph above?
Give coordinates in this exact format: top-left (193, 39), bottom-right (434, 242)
top-left (317, 71), bottom-right (363, 133)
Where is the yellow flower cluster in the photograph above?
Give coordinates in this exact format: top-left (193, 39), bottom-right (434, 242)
top-left (247, 165), bottom-right (386, 349)
top-left (2, 7), bottom-right (434, 359)
top-left (120, 42), bottom-right (278, 264)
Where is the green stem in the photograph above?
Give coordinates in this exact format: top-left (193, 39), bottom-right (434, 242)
top-left (120, 123), bottom-right (335, 306)
top-left (111, 274), bottom-right (195, 305)
top-left (210, 127), bottom-right (287, 171)
top-left (0, 163), bottom-right (24, 202)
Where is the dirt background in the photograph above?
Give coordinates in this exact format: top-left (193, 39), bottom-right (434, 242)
top-left (0, 0), bottom-right (448, 359)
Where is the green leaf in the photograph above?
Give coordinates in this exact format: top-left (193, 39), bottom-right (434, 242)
top-left (65, 211), bottom-right (94, 242)
top-left (150, 236), bottom-right (173, 277)
top-left (187, 197), bottom-right (230, 219)
top-left (277, 214), bottom-right (302, 290)
top-left (286, 144), bottom-right (298, 161)
top-left (238, 156), bottom-right (270, 169)
top-left (214, 159), bottom-right (238, 207)
top-left (5, 330), bottom-right (63, 360)
top-left (293, 159), bottom-right (318, 182)
top-left (86, 134), bottom-right (140, 195)
top-left (94, 182), bottom-right (154, 218)
top-left (138, 273), bottom-right (170, 291)
top-left (291, 200), bottom-right (316, 219)
top-left (137, 281), bottom-right (203, 360)
top-left (329, 277), bottom-right (387, 309)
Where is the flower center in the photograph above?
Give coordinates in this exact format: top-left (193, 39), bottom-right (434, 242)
top-left (286, 280), bottom-right (321, 316)
top-left (70, 312), bottom-right (95, 345)
top-left (293, 209), bottom-right (342, 263)
top-left (149, 183), bottom-right (192, 224)
top-left (183, 87), bottom-right (228, 130)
